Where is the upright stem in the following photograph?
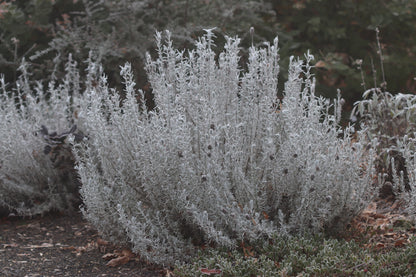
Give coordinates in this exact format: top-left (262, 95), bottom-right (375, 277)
top-left (376, 27), bottom-right (387, 91)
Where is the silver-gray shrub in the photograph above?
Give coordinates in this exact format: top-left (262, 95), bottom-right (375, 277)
top-left (393, 135), bottom-right (416, 221)
top-left (352, 88), bottom-right (416, 161)
top-left (72, 31), bottom-right (376, 265)
top-left (353, 89), bottom-right (416, 220)
top-left (0, 56), bottom-right (83, 216)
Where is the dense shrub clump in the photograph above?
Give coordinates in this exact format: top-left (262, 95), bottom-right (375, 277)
top-left (72, 31), bottom-right (377, 265)
top-left (0, 57), bottom-right (84, 216)
top-left (353, 89), bottom-right (416, 220)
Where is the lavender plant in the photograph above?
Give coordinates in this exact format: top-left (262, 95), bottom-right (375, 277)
top-left (352, 89), bottom-right (416, 196)
top-left (350, 28), bottom-right (416, 198)
top-left (72, 31), bottom-right (376, 265)
top-left (353, 90), bottom-right (416, 220)
top-left (0, 56), bottom-right (83, 216)
top-left (394, 136), bottom-right (416, 221)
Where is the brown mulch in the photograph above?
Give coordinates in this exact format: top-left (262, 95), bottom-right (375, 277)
top-left (0, 197), bottom-right (415, 277)
top-left (0, 211), bottom-right (167, 277)
top-left (345, 196), bottom-right (416, 250)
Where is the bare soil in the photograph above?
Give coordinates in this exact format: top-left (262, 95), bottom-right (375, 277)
top-left (0, 211), bottom-right (167, 277)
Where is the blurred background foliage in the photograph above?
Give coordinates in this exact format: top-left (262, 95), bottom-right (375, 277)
top-left (271, 0), bottom-right (416, 113)
top-left (0, 0), bottom-right (415, 114)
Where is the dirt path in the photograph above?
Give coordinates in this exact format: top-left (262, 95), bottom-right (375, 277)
top-left (0, 212), bottom-right (166, 277)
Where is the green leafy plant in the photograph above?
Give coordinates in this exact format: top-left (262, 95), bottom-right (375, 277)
top-left (174, 234), bottom-right (416, 276)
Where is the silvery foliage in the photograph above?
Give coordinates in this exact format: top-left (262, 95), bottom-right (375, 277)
top-left (0, 56), bottom-right (82, 216)
top-left (352, 89), bottom-right (416, 150)
top-left (72, 31), bottom-right (376, 265)
top-left (354, 89), bottom-right (416, 220)
top-left (394, 136), bottom-right (416, 221)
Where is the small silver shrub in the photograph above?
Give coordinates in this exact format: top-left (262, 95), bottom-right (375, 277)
top-left (354, 89), bottom-right (416, 220)
top-left (393, 136), bottom-right (416, 221)
top-left (0, 57), bottom-right (83, 216)
top-left (353, 89), bottom-right (416, 191)
top-left (73, 31), bottom-right (376, 265)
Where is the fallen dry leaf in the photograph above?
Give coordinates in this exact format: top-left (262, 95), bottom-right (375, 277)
top-left (97, 238), bottom-right (109, 246)
top-left (62, 246), bottom-right (77, 251)
top-left (104, 248), bottom-right (135, 267)
top-left (394, 239), bottom-right (408, 247)
top-left (121, 248), bottom-right (134, 257)
top-left (200, 268), bottom-right (222, 275)
top-left (373, 214), bottom-right (386, 219)
top-left (375, 242), bottom-right (385, 249)
top-left (102, 253), bottom-right (118, 261)
top-left (96, 238), bottom-right (109, 253)
top-left (106, 255), bottom-right (130, 267)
